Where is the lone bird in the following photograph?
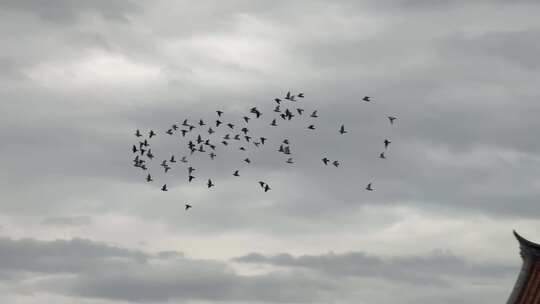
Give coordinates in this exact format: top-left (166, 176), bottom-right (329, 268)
top-left (149, 130), bottom-right (156, 138)
top-left (308, 125), bottom-right (315, 130)
top-left (363, 96), bottom-right (371, 102)
top-left (233, 170), bottom-right (240, 177)
top-left (366, 183), bottom-right (374, 191)
top-left (244, 158), bottom-right (251, 164)
top-left (388, 116), bottom-right (397, 124)
top-left (199, 119), bottom-right (205, 126)
top-left (310, 110), bottom-right (318, 118)
top-left (298, 92), bottom-right (304, 98)
top-left (185, 203), bottom-right (192, 210)
top-left (339, 125), bottom-right (347, 134)
top-left (216, 110), bottom-right (223, 117)
top-left (322, 157), bottom-right (329, 165)
top-left (263, 184), bottom-right (271, 192)
top-left (161, 184), bottom-right (168, 191)
top-left (188, 175), bottom-right (195, 182)
top-left (384, 139), bottom-right (391, 149)
top-left (207, 179), bottom-right (214, 188)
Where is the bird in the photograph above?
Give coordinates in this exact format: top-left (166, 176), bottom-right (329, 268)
top-left (260, 137), bottom-right (267, 145)
top-left (188, 175), bottom-right (195, 182)
top-left (147, 150), bottom-right (154, 159)
top-left (132, 145), bottom-right (138, 153)
top-left (227, 123), bottom-right (235, 129)
top-left (135, 129), bottom-right (142, 137)
top-left (308, 125), bottom-right (315, 130)
top-left (286, 158), bottom-right (294, 164)
top-left (216, 120), bottom-right (222, 127)
top-left (283, 139), bottom-right (289, 145)
top-left (366, 183), bottom-right (374, 191)
top-left (166, 129), bottom-right (173, 135)
top-left (274, 98), bottom-right (281, 104)
top-left (216, 110), bottom-right (223, 117)
top-left (241, 127), bottom-right (249, 135)
top-left (363, 96), bottom-right (371, 102)
top-left (239, 147), bottom-right (246, 151)
top-left (149, 130), bottom-right (156, 138)
top-left (160, 160), bottom-right (168, 167)
top-left (339, 125), bottom-right (347, 134)
top-left (223, 134), bottom-right (231, 140)
top-left (379, 152), bottom-right (386, 159)
top-left (222, 141), bottom-right (229, 146)
top-left (388, 116), bottom-right (397, 124)
top-left (270, 119), bottom-right (277, 126)
top-left (384, 139), bottom-right (391, 149)
top-left (322, 157), bottom-right (329, 165)
top-left (199, 119), bottom-right (205, 126)
top-left (209, 152), bottom-right (216, 160)
top-left (332, 160), bottom-right (340, 167)
top-left (170, 155), bottom-right (176, 163)
top-left (243, 116), bottom-right (250, 123)
top-left (161, 184), bottom-right (168, 191)
top-left (188, 166), bottom-right (195, 174)
top-left (181, 130), bottom-right (187, 137)
top-left (182, 119), bottom-right (189, 126)
top-left (208, 127), bottom-right (215, 134)
top-left (164, 166), bottom-right (171, 173)
top-left (285, 91), bottom-right (291, 100)
top-left (310, 110), bottom-right (318, 118)
top-left (185, 203), bottom-right (192, 210)
top-left (233, 170), bottom-right (240, 177)
top-left (263, 184), bottom-right (271, 192)
top-left (245, 136), bottom-right (251, 142)
top-left (172, 124), bottom-right (178, 130)
top-left (259, 181), bottom-right (266, 188)
top-left (234, 134), bottom-right (241, 140)
top-left (274, 106), bottom-right (281, 113)
top-left (146, 174), bottom-right (153, 182)
top-left (207, 179), bottom-right (214, 188)
top-left (298, 92), bottom-right (304, 98)
top-left (284, 146), bottom-right (291, 155)
top-left (297, 108), bottom-right (304, 115)
top-left (244, 158), bottom-right (251, 164)
top-left (180, 156), bottom-right (188, 163)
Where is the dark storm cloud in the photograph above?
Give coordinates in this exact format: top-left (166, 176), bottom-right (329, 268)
top-left (0, 0), bottom-right (140, 23)
top-left (234, 250), bottom-right (516, 286)
top-left (0, 237), bottom-right (516, 303)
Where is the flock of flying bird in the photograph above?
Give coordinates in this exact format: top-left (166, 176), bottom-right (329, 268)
top-left (131, 92), bottom-right (397, 211)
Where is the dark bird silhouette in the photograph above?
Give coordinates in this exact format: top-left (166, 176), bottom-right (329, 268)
top-left (197, 135), bottom-right (203, 144)
top-left (239, 147), bottom-right (246, 151)
top-left (245, 136), bottom-right (251, 142)
top-left (263, 184), bottom-right (271, 192)
top-left (160, 160), bottom-right (168, 167)
top-left (333, 160), bottom-right (340, 167)
top-left (135, 129), bottom-right (142, 137)
top-left (224, 134), bottom-right (230, 140)
top-left (146, 174), bottom-right (153, 182)
top-left (366, 183), bottom-right (374, 191)
top-left (243, 116), bottom-right (250, 123)
top-left (283, 139), bottom-right (289, 145)
top-left (250, 107), bottom-right (262, 118)
top-left (164, 166), bottom-right (171, 173)
top-left (172, 124), bottom-right (179, 130)
top-left (233, 170), bottom-right (240, 177)
top-left (260, 137), bottom-right (267, 145)
top-left (181, 130), bottom-right (187, 137)
top-left (149, 130), bottom-right (156, 138)
top-left (161, 184), bottom-right (168, 191)
top-left (188, 166), bottom-right (195, 174)
top-left (182, 119), bottom-right (189, 126)
top-left (209, 152), bottom-right (216, 160)
top-left (207, 179), bottom-right (214, 188)
top-left (185, 203), bottom-right (192, 210)
top-left (285, 91), bottom-right (291, 100)
top-left (274, 98), bottom-right (281, 104)
top-left (198, 145), bottom-right (205, 152)
top-left (189, 125), bottom-right (195, 131)
top-left (270, 119), bottom-right (277, 126)
top-left (322, 157), bottom-right (329, 165)
top-left (274, 106), bottom-right (281, 113)
top-left (339, 125), bottom-right (347, 134)
top-left (310, 110), bottom-right (318, 118)
top-left (169, 155), bottom-right (176, 163)
top-left (388, 116), bottom-right (397, 124)
top-left (140, 148), bottom-right (146, 156)
top-left (363, 96), bottom-right (371, 102)
top-left (253, 142), bottom-right (260, 148)
top-left (244, 158), bottom-right (251, 164)
top-left (241, 127), bottom-right (249, 135)
top-left (308, 125), bottom-right (315, 130)
top-left (208, 127), bottom-right (215, 134)
top-left (259, 181), bottom-right (266, 188)
top-left (379, 152), bottom-right (386, 159)
top-left (384, 139), bottom-right (391, 149)
top-left (143, 139), bottom-right (149, 146)
top-left (166, 129), bottom-right (173, 135)
top-left (132, 145), bottom-right (138, 153)
top-left (284, 146), bottom-right (291, 155)
top-left (286, 158), bottom-right (294, 164)
top-left (216, 110), bottom-right (223, 117)
top-left (297, 108), bottom-right (304, 115)
top-left (147, 149), bottom-right (154, 159)
top-left (180, 156), bottom-right (188, 163)
top-left (278, 145), bottom-right (284, 153)
top-left (227, 123), bottom-right (235, 129)
top-left (188, 175), bottom-right (195, 182)
top-left (222, 141), bottom-right (229, 146)
top-left (298, 92), bottom-right (304, 98)
top-left (199, 119), bottom-right (205, 126)
top-left (234, 134), bottom-right (241, 140)
top-left (216, 120), bottom-right (222, 127)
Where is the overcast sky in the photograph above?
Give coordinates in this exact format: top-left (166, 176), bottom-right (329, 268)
top-left (1, 0), bottom-right (540, 303)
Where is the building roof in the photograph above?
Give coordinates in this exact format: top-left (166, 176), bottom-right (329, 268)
top-left (507, 231), bottom-right (540, 304)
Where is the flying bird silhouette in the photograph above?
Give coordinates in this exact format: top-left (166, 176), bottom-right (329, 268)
top-left (207, 179), bottom-right (214, 188)
top-left (161, 184), bottom-right (168, 191)
top-left (185, 203), bottom-right (192, 210)
top-left (384, 139), bottom-right (391, 149)
top-left (366, 183), bottom-right (374, 191)
top-left (388, 116), bottom-right (397, 124)
top-left (146, 174), bottom-right (153, 182)
top-left (339, 125), bottom-right (347, 134)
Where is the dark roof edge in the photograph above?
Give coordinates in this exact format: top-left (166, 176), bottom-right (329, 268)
top-left (514, 230), bottom-right (540, 252)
